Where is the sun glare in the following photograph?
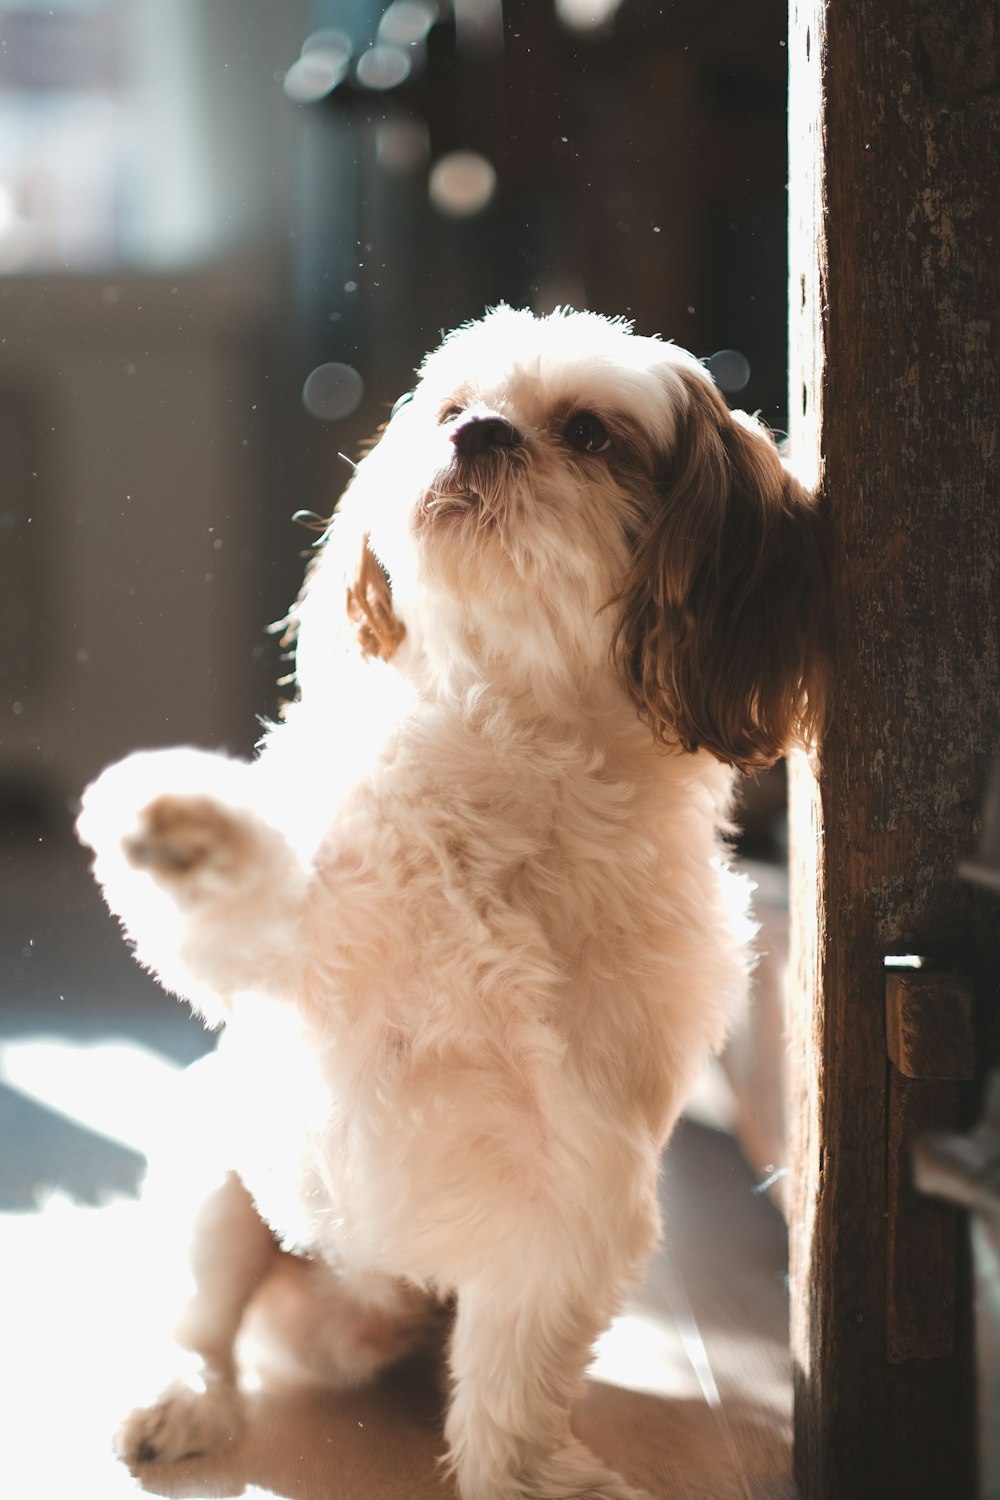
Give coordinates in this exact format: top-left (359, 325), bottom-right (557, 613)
top-left (0, 1037), bottom-right (182, 1157)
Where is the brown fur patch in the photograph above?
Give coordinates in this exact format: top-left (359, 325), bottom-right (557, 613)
top-left (346, 534), bottom-right (407, 660)
top-left (611, 370), bottom-right (829, 772)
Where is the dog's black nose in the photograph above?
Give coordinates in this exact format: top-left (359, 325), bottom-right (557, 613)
top-left (451, 414), bottom-right (522, 458)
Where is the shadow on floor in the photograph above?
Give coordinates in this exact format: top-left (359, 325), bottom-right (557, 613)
top-left (0, 1078), bottom-right (145, 1209)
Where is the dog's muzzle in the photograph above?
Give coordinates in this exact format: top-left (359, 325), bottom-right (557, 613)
top-left (418, 412), bottom-right (523, 526)
top-left (450, 413), bottom-right (522, 460)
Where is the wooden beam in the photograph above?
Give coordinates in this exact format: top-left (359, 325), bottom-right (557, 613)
top-left (787, 1), bottom-right (1000, 1496)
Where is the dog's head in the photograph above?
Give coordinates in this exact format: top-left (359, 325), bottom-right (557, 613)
top-left (306, 306), bottom-right (827, 771)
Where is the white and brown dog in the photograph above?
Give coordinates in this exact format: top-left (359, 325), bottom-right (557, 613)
top-left (78, 307), bottom-right (826, 1499)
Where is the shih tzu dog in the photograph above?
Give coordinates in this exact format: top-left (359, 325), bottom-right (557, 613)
top-left (77, 307), bottom-right (826, 1500)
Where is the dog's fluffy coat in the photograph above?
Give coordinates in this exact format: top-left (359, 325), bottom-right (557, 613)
top-left (78, 307), bottom-right (825, 1500)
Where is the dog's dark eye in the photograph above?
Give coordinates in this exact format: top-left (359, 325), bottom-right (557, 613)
top-left (391, 390), bottom-right (414, 418)
top-left (563, 412), bottom-right (610, 454)
top-left (439, 403), bottom-right (464, 424)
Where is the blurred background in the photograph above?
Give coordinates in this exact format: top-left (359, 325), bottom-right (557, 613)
top-left (0, 0), bottom-right (792, 1227)
top-left (0, 0), bottom-right (790, 813)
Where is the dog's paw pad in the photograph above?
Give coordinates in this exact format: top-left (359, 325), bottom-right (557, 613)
top-left (123, 795), bottom-right (250, 885)
top-left (114, 1375), bottom-right (244, 1467)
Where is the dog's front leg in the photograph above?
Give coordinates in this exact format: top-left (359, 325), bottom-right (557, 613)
top-left (77, 748), bottom-right (311, 1010)
top-left (115, 1170), bottom-right (279, 1465)
top-left (445, 1263), bottom-right (649, 1500)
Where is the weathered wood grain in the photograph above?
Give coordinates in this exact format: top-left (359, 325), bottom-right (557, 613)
top-left (787, 0), bottom-right (1000, 1495)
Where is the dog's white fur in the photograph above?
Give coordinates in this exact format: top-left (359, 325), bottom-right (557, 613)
top-left (77, 307), bottom-right (825, 1499)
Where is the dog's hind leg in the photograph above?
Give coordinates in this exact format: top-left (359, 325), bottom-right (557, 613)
top-left (246, 1255), bottom-right (448, 1390)
top-left (444, 1211), bottom-right (655, 1500)
top-left (115, 1171), bottom-right (278, 1467)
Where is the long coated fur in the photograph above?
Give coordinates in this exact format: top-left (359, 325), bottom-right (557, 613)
top-left (77, 307), bottom-right (826, 1500)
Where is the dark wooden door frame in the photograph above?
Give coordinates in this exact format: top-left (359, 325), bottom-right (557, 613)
top-left (786, 2), bottom-right (1000, 1496)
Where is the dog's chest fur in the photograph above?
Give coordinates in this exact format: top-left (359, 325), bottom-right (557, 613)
top-left (221, 691), bottom-right (749, 1285)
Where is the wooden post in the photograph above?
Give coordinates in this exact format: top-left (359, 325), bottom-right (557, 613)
top-left (787, 2), bottom-right (1000, 1496)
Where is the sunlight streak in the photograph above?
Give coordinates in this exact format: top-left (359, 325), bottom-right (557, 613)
top-left (0, 1038), bottom-right (182, 1156)
top-left (589, 1308), bottom-right (703, 1401)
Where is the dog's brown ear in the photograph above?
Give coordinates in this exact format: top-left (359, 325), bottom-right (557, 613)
top-left (612, 369), bottom-right (828, 772)
top-left (346, 532), bottom-right (406, 660)
top-left (344, 534), bottom-right (407, 663)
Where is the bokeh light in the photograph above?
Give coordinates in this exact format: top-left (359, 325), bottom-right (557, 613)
top-left (283, 30), bottom-right (352, 102)
top-left (378, 0), bottom-right (438, 47)
top-left (355, 44), bottom-right (411, 91)
top-left (428, 151), bottom-right (497, 217)
top-left (555, 0), bottom-right (625, 30)
top-left (706, 348), bottom-right (752, 393)
top-left (302, 363), bottom-right (365, 421)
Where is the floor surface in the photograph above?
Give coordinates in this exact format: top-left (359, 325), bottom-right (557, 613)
top-left (0, 825), bottom-right (795, 1500)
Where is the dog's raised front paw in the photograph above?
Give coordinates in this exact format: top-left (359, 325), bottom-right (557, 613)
top-left (123, 792), bottom-right (253, 888)
top-left (77, 748), bottom-right (269, 911)
top-left (114, 1372), bottom-right (245, 1467)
